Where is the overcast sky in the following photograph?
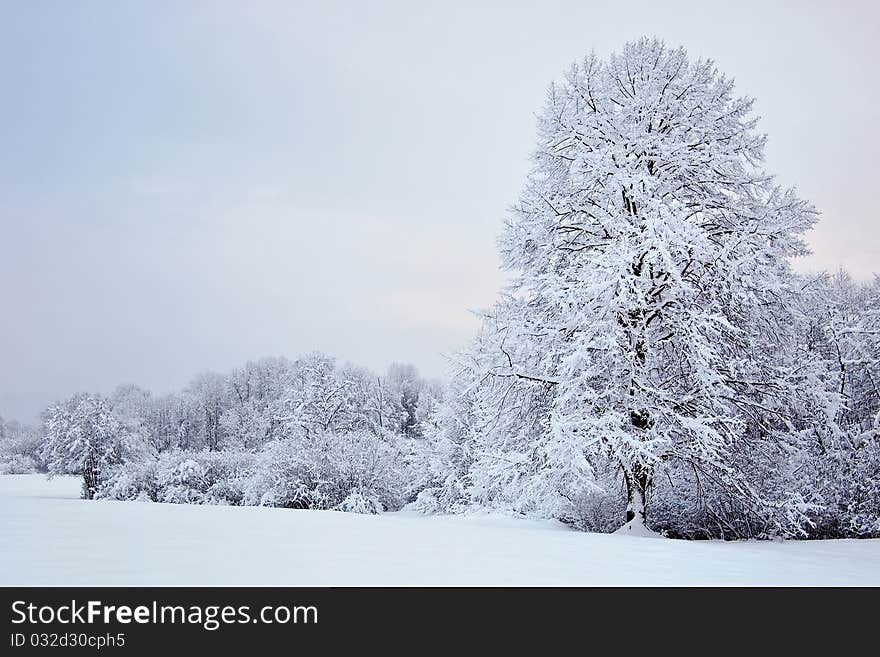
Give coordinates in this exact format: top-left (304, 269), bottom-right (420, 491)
top-left (1, 1), bottom-right (878, 422)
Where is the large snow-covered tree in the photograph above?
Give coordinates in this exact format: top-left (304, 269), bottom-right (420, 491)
top-left (448, 38), bottom-right (821, 531)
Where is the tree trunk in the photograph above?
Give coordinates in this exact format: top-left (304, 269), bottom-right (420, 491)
top-left (624, 462), bottom-right (651, 526)
top-left (82, 449), bottom-right (98, 500)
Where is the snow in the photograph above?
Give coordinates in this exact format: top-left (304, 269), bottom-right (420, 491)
top-left (2, 475), bottom-right (878, 586)
top-left (614, 517), bottom-right (663, 538)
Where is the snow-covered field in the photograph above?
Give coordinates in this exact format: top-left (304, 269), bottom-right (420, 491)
top-left (1, 474), bottom-right (878, 586)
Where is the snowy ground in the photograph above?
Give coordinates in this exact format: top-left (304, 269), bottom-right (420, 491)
top-left (1, 475), bottom-right (878, 586)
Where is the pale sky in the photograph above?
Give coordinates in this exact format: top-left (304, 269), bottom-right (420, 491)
top-left (1, 1), bottom-right (878, 422)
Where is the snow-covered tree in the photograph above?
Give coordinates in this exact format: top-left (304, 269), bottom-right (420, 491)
top-left (221, 357), bottom-right (296, 449)
top-left (385, 363), bottom-right (423, 437)
top-left (818, 272), bottom-right (880, 436)
top-left (786, 272), bottom-right (880, 537)
top-left (42, 394), bottom-right (137, 499)
top-left (442, 38), bottom-right (821, 531)
top-left (0, 416), bottom-right (44, 474)
top-left (182, 372), bottom-right (228, 451)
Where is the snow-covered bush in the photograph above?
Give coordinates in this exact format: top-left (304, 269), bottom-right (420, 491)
top-left (97, 448), bottom-right (258, 506)
top-left (196, 449), bottom-right (258, 505)
top-left (96, 458), bottom-right (159, 502)
top-left (648, 457), bottom-right (775, 540)
top-left (407, 474), bottom-right (471, 515)
top-left (560, 472), bottom-right (627, 534)
top-left (157, 457), bottom-right (208, 504)
top-left (0, 453), bottom-right (38, 475)
top-left (336, 489), bottom-right (384, 514)
top-left (323, 429), bottom-right (407, 511)
top-left (242, 438), bottom-right (324, 509)
top-left (95, 428), bottom-right (410, 514)
top-left (244, 429), bottom-right (407, 512)
top-left (796, 438), bottom-right (880, 539)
